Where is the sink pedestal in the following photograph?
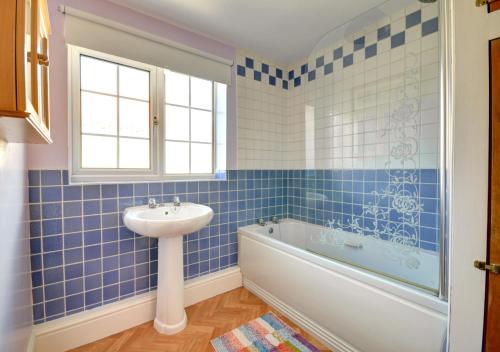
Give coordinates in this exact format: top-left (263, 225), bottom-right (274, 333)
top-left (123, 202), bottom-right (214, 335)
top-left (153, 235), bottom-right (187, 335)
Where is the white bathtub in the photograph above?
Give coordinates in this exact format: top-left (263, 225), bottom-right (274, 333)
top-left (238, 219), bottom-right (447, 352)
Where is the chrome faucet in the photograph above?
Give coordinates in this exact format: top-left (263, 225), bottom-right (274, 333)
top-left (271, 216), bottom-right (280, 224)
top-left (173, 196), bottom-right (181, 207)
top-left (257, 218), bottom-right (265, 226)
top-left (148, 198), bottom-right (157, 208)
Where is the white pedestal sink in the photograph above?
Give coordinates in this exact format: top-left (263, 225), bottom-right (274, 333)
top-left (123, 202), bottom-right (213, 335)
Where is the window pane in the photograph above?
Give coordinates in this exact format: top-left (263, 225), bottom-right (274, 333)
top-left (165, 141), bottom-right (189, 173)
top-left (119, 66), bottom-right (149, 100)
top-left (191, 109), bottom-right (212, 143)
top-left (81, 56), bottom-right (117, 95)
top-left (165, 105), bottom-right (189, 141)
top-left (191, 143), bottom-right (212, 173)
top-left (165, 70), bottom-right (189, 106)
top-left (119, 138), bottom-right (150, 169)
top-left (191, 77), bottom-right (212, 110)
top-left (82, 135), bottom-right (117, 168)
top-left (81, 92), bottom-right (117, 136)
top-left (119, 98), bottom-right (150, 138)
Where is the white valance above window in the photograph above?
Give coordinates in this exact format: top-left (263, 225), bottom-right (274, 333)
top-left (59, 5), bottom-right (233, 85)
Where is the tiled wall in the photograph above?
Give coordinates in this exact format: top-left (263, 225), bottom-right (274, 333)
top-left (236, 1), bottom-right (440, 170)
top-left (285, 2), bottom-right (440, 170)
top-left (234, 1), bottom-right (441, 248)
top-left (28, 170), bottom-right (287, 323)
top-left (286, 168), bottom-right (440, 251)
top-left (236, 52), bottom-right (287, 170)
top-left (28, 167), bottom-right (440, 322)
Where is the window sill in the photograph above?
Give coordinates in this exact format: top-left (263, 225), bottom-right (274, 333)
top-left (69, 173), bottom-right (224, 185)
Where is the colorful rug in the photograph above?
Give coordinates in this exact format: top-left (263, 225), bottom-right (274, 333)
top-left (211, 312), bottom-right (321, 352)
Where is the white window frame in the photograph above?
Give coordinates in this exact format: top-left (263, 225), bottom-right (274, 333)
top-left (68, 46), bottom-right (220, 184)
top-left (158, 71), bottom-right (216, 177)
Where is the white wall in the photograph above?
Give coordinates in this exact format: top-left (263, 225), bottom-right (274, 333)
top-left (0, 141), bottom-right (33, 352)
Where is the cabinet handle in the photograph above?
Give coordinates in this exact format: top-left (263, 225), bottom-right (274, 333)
top-left (27, 52), bottom-right (49, 66)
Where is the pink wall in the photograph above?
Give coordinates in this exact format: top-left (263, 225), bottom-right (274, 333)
top-left (28, 0), bottom-right (237, 170)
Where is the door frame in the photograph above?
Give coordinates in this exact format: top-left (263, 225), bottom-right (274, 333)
top-left (446, 0), bottom-right (500, 351)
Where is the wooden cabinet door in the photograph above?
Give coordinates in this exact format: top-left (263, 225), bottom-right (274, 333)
top-left (485, 37), bottom-right (500, 352)
top-left (27, 0), bottom-right (50, 129)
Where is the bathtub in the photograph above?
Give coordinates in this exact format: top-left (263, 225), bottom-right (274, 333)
top-left (238, 219), bottom-right (447, 352)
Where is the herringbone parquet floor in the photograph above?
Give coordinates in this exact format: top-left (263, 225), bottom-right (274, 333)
top-left (69, 287), bottom-right (330, 352)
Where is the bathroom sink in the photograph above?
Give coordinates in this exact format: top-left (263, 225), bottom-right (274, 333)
top-left (123, 203), bottom-right (214, 238)
top-left (122, 201), bottom-right (213, 335)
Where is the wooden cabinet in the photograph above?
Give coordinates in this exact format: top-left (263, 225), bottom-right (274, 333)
top-left (0, 0), bottom-right (52, 144)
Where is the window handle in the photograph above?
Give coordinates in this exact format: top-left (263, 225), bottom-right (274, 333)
top-left (153, 116), bottom-right (159, 126)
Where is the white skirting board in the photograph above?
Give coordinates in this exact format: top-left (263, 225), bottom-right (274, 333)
top-left (33, 267), bottom-right (242, 352)
top-left (243, 277), bottom-right (358, 352)
top-left (26, 332), bottom-right (35, 352)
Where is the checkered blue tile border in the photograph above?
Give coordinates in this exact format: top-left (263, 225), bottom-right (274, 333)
top-left (237, 13), bottom-right (439, 90)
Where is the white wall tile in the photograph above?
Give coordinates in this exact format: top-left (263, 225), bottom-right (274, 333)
top-left (236, 1), bottom-right (440, 170)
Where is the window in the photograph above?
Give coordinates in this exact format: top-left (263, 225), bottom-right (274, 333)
top-left (69, 47), bottom-right (226, 183)
top-left (80, 56), bottom-right (151, 169)
top-left (164, 70), bottom-right (213, 174)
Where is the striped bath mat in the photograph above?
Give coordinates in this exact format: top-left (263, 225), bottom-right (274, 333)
top-left (211, 312), bottom-right (321, 352)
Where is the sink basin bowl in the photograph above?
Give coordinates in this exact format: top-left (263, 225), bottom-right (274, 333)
top-left (123, 203), bottom-right (214, 238)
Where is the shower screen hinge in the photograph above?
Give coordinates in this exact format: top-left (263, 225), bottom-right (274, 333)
top-left (474, 260), bottom-right (500, 274)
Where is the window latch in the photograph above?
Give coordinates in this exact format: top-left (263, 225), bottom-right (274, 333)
top-left (153, 116), bottom-right (159, 126)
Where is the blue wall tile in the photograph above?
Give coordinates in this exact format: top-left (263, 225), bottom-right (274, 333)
top-left (315, 56), bottom-right (324, 68)
top-left (301, 63), bottom-right (308, 75)
top-left (237, 65), bottom-right (245, 77)
top-left (422, 17), bottom-right (439, 37)
top-left (83, 185), bottom-right (100, 200)
top-left (28, 170), bottom-right (40, 187)
top-left (343, 54), bottom-right (353, 68)
top-left (253, 71), bottom-right (261, 81)
top-left (245, 57), bottom-right (254, 69)
top-left (333, 47), bottom-right (343, 60)
top-left (41, 170), bottom-right (61, 186)
top-left (29, 169), bottom-right (283, 323)
top-left (378, 24), bottom-right (391, 41)
top-left (365, 43), bottom-right (377, 59)
top-left (63, 186), bottom-right (82, 201)
top-left (42, 187), bottom-right (62, 202)
top-left (308, 70), bottom-right (316, 82)
top-left (261, 63), bottom-right (269, 74)
top-left (391, 31), bottom-right (406, 48)
top-left (28, 168), bottom-right (438, 324)
top-left (276, 68), bottom-right (282, 78)
top-left (354, 36), bottom-right (365, 51)
top-left (406, 10), bottom-right (421, 29)
top-left (324, 62), bottom-right (333, 75)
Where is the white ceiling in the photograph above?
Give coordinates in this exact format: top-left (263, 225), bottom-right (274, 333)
top-left (108, 0), bottom-right (393, 64)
